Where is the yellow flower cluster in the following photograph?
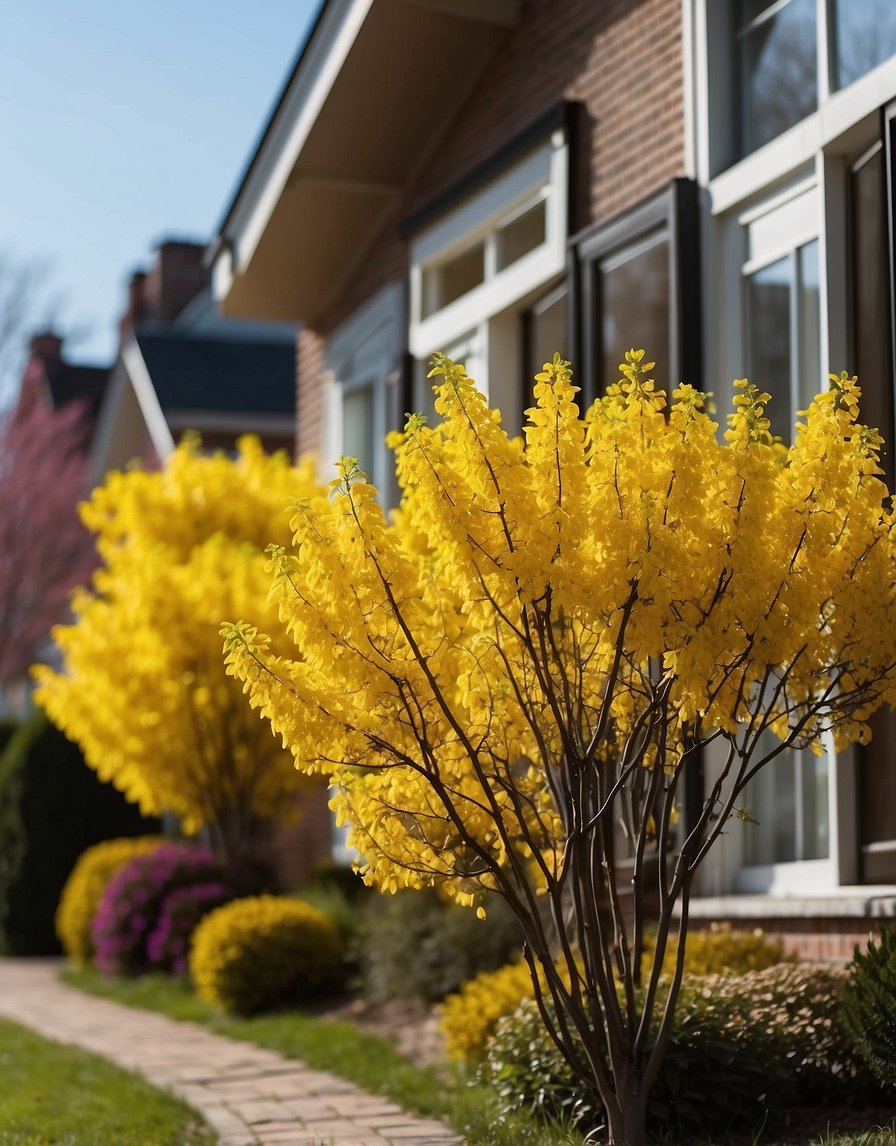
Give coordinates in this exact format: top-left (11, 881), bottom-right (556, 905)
top-left (224, 354), bottom-right (896, 903)
top-left (438, 959), bottom-right (535, 1062)
top-left (55, 835), bottom-right (163, 965)
top-left (34, 438), bottom-right (323, 840)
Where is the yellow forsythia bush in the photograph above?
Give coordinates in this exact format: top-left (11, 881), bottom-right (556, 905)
top-left (189, 895), bottom-right (342, 1015)
top-left (441, 926), bottom-right (787, 1064)
top-left (669, 924), bottom-right (787, 977)
top-left (643, 923), bottom-right (788, 979)
top-left (55, 836), bottom-right (164, 965)
top-left (439, 960), bottom-right (535, 1062)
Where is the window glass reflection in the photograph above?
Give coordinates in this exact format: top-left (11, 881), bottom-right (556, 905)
top-left (743, 737), bottom-right (829, 866)
top-left (497, 199), bottom-right (546, 271)
top-left (747, 256), bottom-right (791, 440)
top-left (599, 233), bottom-right (669, 393)
top-left (526, 283), bottom-right (568, 383)
top-left (833, 0), bottom-right (896, 89)
top-left (851, 148), bottom-right (893, 484)
top-left (738, 0), bottom-right (817, 156)
top-left (342, 384), bottom-right (375, 479)
top-left (797, 239), bottom-right (820, 413)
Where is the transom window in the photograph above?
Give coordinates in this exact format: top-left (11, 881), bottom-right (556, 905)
top-left (409, 130), bottom-right (569, 403)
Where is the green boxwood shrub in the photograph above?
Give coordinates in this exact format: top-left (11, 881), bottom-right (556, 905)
top-left (484, 963), bottom-right (879, 1142)
top-left (358, 888), bottom-right (523, 1004)
top-left (843, 925), bottom-right (896, 1089)
top-left (189, 895), bottom-right (342, 1015)
top-left (0, 711), bottom-right (157, 955)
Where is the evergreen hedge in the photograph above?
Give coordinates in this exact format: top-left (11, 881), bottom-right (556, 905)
top-left (843, 925), bottom-right (896, 1088)
top-left (0, 710), bottom-right (158, 955)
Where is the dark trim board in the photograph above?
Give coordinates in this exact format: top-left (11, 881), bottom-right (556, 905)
top-left (572, 177), bottom-right (704, 408)
top-left (401, 101), bottom-right (584, 239)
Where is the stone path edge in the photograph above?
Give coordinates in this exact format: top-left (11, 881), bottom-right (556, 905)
top-left (0, 958), bottom-right (465, 1146)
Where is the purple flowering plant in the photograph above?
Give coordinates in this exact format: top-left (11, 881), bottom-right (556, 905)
top-left (92, 842), bottom-right (231, 976)
top-left (146, 881), bottom-right (235, 975)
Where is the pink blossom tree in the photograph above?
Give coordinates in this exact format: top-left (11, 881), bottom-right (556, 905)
top-left (0, 397), bottom-right (95, 688)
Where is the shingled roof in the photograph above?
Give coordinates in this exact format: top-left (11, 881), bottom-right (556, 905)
top-left (133, 329), bottom-right (294, 416)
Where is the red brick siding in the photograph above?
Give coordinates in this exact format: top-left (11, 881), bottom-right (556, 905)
top-left (297, 0), bottom-right (686, 452)
top-left (691, 919), bottom-right (882, 964)
top-left (254, 782), bottom-right (334, 891)
top-left (410, 0), bottom-right (685, 233)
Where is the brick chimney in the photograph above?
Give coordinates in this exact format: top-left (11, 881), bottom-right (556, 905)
top-left (119, 270), bottom-right (147, 345)
top-left (14, 331), bottom-right (64, 421)
top-left (142, 240), bottom-right (207, 323)
top-left (28, 331), bottom-right (63, 373)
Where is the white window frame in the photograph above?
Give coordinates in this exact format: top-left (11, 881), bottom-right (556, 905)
top-left (739, 179), bottom-right (822, 435)
top-left (687, 0), bottom-right (896, 895)
top-left (408, 129), bottom-right (569, 397)
top-left (692, 0), bottom-right (896, 203)
top-left (323, 281), bottom-right (403, 499)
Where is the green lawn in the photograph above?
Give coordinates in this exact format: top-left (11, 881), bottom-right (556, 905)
top-left (62, 967), bottom-right (581, 1146)
top-left (60, 969), bottom-right (896, 1146)
top-left (0, 1015), bottom-right (214, 1146)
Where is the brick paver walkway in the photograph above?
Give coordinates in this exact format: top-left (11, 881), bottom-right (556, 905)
top-left (0, 959), bottom-right (464, 1146)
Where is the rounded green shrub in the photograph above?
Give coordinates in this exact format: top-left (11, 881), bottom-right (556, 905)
top-left (189, 895), bottom-right (342, 1015)
top-left (483, 963), bottom-right (877, 1141)
top-left (0, 711), bottom-right (158, 955)
top-left (843, 925), bottom-right (896, 1089)
top-left (55, 835), bottom-right (164, 965)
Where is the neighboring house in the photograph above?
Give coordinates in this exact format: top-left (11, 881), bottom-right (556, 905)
top-left (91, 240), bottom-right (296, 481)
top-left (18, 331), bottom-right (109, 438)
top-left (207, 0), bottom-right (896, 950)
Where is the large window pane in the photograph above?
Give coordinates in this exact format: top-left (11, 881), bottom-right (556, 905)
top-left (525, 283), bottom-right (569, 382)
top-left (832, 0), bottom-right (896, 90)
top-left (599, 232), bottom-right (669, 392)
top-left (744, 733), bottom-right (798, 865)
top-left (747, 256), bottom-right (791, 440)
top-left (738, 0), bottom-right (817, 157)
top-left (342, 383), bottom-right (375, 479)
top-left (743, 735), bottom-right (830, 866)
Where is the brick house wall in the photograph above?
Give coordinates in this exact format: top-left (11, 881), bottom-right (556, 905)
top-left (691, 919), bottom-right (881, 964)
top-left (295, 0), bottom-right (687, 461)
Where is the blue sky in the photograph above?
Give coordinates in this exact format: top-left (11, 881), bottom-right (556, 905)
top-left (0, 1), bottom-right (319, 400)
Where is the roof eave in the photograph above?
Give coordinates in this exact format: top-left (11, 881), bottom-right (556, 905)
top-left (209, 0), bottom-right (521, 326)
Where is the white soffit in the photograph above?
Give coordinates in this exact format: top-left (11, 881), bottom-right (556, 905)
top-left (211, 0), bottom-right (520, 326)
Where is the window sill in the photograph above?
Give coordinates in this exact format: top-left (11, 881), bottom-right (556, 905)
top-left (683, 889), bottom-right (896, 920)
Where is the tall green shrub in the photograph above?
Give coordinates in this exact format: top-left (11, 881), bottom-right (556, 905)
top-left (0, 710), bottom-right (157, 954)
top-left (843, 926), bottom-right (896, 1088)
top-left (358, 888), bottom-right (522, 1004)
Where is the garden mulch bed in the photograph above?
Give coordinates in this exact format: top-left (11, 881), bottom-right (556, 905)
top-left (731, 1102), bottom-right (895, 1146)
top-left (322, 995), bottom-right (447, 1066)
